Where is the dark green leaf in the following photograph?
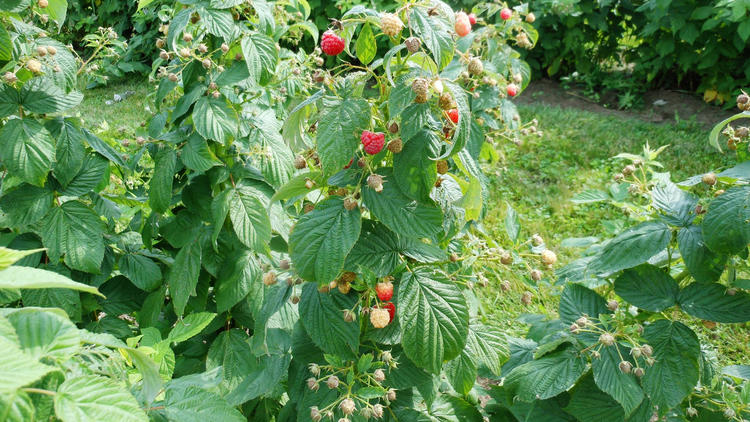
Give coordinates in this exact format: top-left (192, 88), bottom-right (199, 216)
top-left (0, 118), bottom-right (54, 186)
top-left (678, 282), bottom-right (750, 323)
top-left (641, 320), bottom-right (700, 409)
top-left (299, 283), bottom-right (359, 358)
top-left (289, 198), bottom-right (361, 285)
top-left (215, 249), bottom-right (260, 313)
top-left (316, 98), bottom-right (370, 175)
top-left (702, 186), bottom-right (750, 254)
top-left (398, 268), bottom-right (469, 373)
top-left (592, 345), bottom-right (644, 416)
top-left (241, 32), bottom-right (278, 85)
top-left (193, 96), bottom-right (237, 143)
top-left (559, 284), bottom-right (611, 325)
top-left (678, 226), bottom-right (726, 283)
top-left (41, 201), bottom-right (106, 273)
top-left (614, 265), bottom-right (679, 312)
top-left (591, 221), bottom-right (671, 274)
top-left (504, 347), bottom-right (587, 401)
top-left (0, 184), bottom-right (53, 227)
top-left (167, 238), bottom-right (201, 316)
top-left (149, 148), bottom-right (177, 214)
top-left (393, 130), bottom-right (439, 202)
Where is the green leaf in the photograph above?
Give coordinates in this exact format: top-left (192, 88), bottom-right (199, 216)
top-left (0, 118), bottom-right (54, 186)
top-left (41, 201), bottom-right (106, 273)
top-left (46, 118), bottom-right (85, 188)
top-left (45, 0), bottom-right (67, 29)
top-left (677, 226), bottom-right (726, 283)
top-left (398, 268), bottom-right (469, 373)
top-left (227, 187), bottom-right (272, 251)
top-left (571, 189), bottom-right (610, 204)
top-left (651, 182), bottom-right (697, 227)
top-left (167, 312), bottom-right (215, 343)
top-left (591, 221), bottom-right (671, 274)
top-left (299, 283), bottom-right (359, 358)
top-left (19, 77), bottom-right (82, 114)
top-left (119, 254), bottom-right (162, 292)
top-left (193, 96), bottom-right (237, 143)
top-left (362, 168), bottom-right (443, 239)
top-left (393, 130), bottom-right (439, 201)
top-left (167, 238), bottom-right (201, 316)
top-left (181, 133), bottom-right (220, 172)
top-left (565, 374), bottom-right (626, 422)
top-left (164, 385), bottom-right (244, 422)
top-left (444, 351), bottom-right (476, 395)
top-left (149, 148), bottom-right (177, 214)
top-left (702, 186), bottom-right (750, 254)
top-left (722, 365), bottom-right (750, 380)
top-left (678, 282), bottom-right (750, 323)
top-left (199, 7), bottom-right (235, 40)
top-left (641, 320), bottom-right (700, 409)
top-left (559, 284), bottom-right (611, 325)
top-left (0, 247), bottom-right (44, 271)
top-left (504, 347), bottom-right (587, 401)
top-left (355, 23), bottom-right (377, 65)
top-left (0, 336), bottom-right (55, 393)
top-left (59, 154), bottom-right (108, 197)
top-left (22, 287), bottom-right (81, 320)
top-left (7, 308), bottom-right (80, 359)
top-left (614, 265), bottom-right (679, 312)
top-left (241, 32), bottom-right (278, 85)
top-left (0, 390), bottom-right (35, 422)
top-left (345, 222), bottom-right (435, 277)
top-left (289, 198), bottom-right (361, 285)
top-left (270, 170), bottom-right (325, 203)
top-left (0, 85), bottom-right (19, 118)
top-left (505, 202), bottom-right (520, 243)
top-left (316, 97), bottom-right (370, 175)
top-left (465, 323), bottom-right (509, 376)
top-left (409, 8), bottom-right (453, 69)
top-left (0, 184), bottom-right (53, 227)
top-left (0, 266), bottom-right (102, 296)
top-left (225, 354), bottom-right (290, 405)
top-left (206, 329), bottom-right (254, 391)
top-left (54, 375), bottom-right (148, 422)
top-left (215, 249), bottom-right (260, 313)
top-left (0, 26), bottom-right (10, 61)
top-left (592, 345), bottom-right (644, 416)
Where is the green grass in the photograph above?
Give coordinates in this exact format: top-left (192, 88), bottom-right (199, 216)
top-left (479, 103), bottom-right (748, 365)
top-left (73, 78), bottom-right (151, 140)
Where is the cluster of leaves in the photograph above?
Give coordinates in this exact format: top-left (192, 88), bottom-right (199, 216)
top-left (61, 0), bottom-right (171, 80)
top-left (524, 0), bottom-right (750, 103)
top-left (478, 105), bottom-right (750, 420)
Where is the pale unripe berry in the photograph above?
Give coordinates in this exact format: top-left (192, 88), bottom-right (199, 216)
top-left (159, 50), bottom-right (170, 60)
top-left (619, 361), bottom-right (632, 374)
top-left (182, 33), bottom-right (193, 42)
top-left (46, 46), bottom-right (56, 56)
top-left (541, 249), bottom-right (557, 265)
top-left (38, 0), bottom-right (48, 7)
top-left (607, 300), bottom-right (619, 311)
top-left (521, 291), bottom-right (532, 305)
top-left (26, 59), bottom-right (42, 73)
top-left (221, 43), bottom-right (229, 53)
top-left (36, 46), bottom-right (47, 57)
top-left (702, 172), bottom-right (717, 186)
top-left (525, 12), bottom-right (536, 23)
top-left (386, 388), bottom-right (397, 401)
top-left (370, 307), bottom-right (390, 328)
top-left (310, 406), bottom-right (322, 421)
top-left (380, 13), bottom-right (403, 37)
top-left (575, 316), bottom-right (589, 327)
top-left (412, 77), bottom-right (429, 103)
top-left (262, 271), bottom-right (277, 286)
top-left (622, 164), bottom-right (635, 175)
top-left (367, 174), bottom-right (384, 193)
top-left (3, 72), bottom-right (18, 84)
top-left (468, 57), bottom-right (483, 75)
top-left (307, 377), bottom-right (319, 391)
top-left (532, 234), bottom-right (544, 246)
top-left (372, 404), bottom-right (384, 418)
top-left (634, 367), bottom-right (645, 377)
top-left (373, 368), bottom-right (385, 382)
top-left (326, 375), bottom-right (339, 389)
top-left (197, 43), bottom-right (208, 53)
top-left (530, 269), bottom-right (542, 281)
top-left (599, 333), bottom-right (615, 346)
top-left (179, 47), bottom-right (191, 58)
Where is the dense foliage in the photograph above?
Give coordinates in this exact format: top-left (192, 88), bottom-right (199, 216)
top-left (2, 0), bottom-right (750, 420)
top-left (525, 0), bottom-right (750, 103)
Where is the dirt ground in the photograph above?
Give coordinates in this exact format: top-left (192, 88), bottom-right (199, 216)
top-left (516, 79), bottom-right (737, 129)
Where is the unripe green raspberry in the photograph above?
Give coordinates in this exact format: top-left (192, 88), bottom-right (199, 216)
top-left (468, 57), bottom-right (483, 75)
top-left (380, 13), bottom-right (403, 37)
top-left (412, 77), bottom-right (429, 103)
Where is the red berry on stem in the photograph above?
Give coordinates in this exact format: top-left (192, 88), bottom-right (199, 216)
top-left (448, 109), bottom-right (459, 124)
top-left (382, 302), bottom-right (395, 322)
top-left (501, 8), bottom-right (512, 20)
top-left (321, 30), bottom-right (345, 56)
top-left (468, 13), bottom-right (477, 25)
top-left (361, 130), bottom-right (385, 155)
top-left (455, 12), bottom-right (471, 37)
top-left (375, 280), bottom-right (393, 301)
top-left (507, 83), bottom-right (518, 97)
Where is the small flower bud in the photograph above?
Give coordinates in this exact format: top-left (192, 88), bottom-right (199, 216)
top-left (386, 388), bottom-right (397, 401)
top-left (634, 367), bottom-right (645, 377)
top-left (340, 398), bottom-right (355, 415)
top-left (307, 377), bottom-right (319, 391)
top-left (372, 404), bottom-right (384, 418)
top-left (373, 368), bottom-right (385, 382)
top-left (619, 361), bottom-right (632, 374)
top-left (182, 33), bottom-right (193, 42)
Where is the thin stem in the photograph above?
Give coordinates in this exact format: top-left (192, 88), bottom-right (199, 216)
top-left (22, 388), bottom-right (56, 397)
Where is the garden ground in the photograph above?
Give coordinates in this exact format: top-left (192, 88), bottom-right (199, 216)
top-left (76, 78), bottom-right (750, 365)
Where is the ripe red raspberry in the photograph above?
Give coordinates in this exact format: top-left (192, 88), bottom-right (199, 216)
top-left (501, 8), bottom-right (512, 20)
top-left (375, 280), bottom-right (393, 301)
top-left (447, 109), bottom-right (459, 124)
top-left (468, 13), bottom-right (477, 25)
top-left (361, 130), bottom-right (385, 155)
top-left (320, 30), bottom-right (345, 56)
top-left (382, 302), bottom-right (395, 322)
top-left (507, 83), bottom-right (518, 97)
top-left (455, 12), bottom-right (471, 37)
